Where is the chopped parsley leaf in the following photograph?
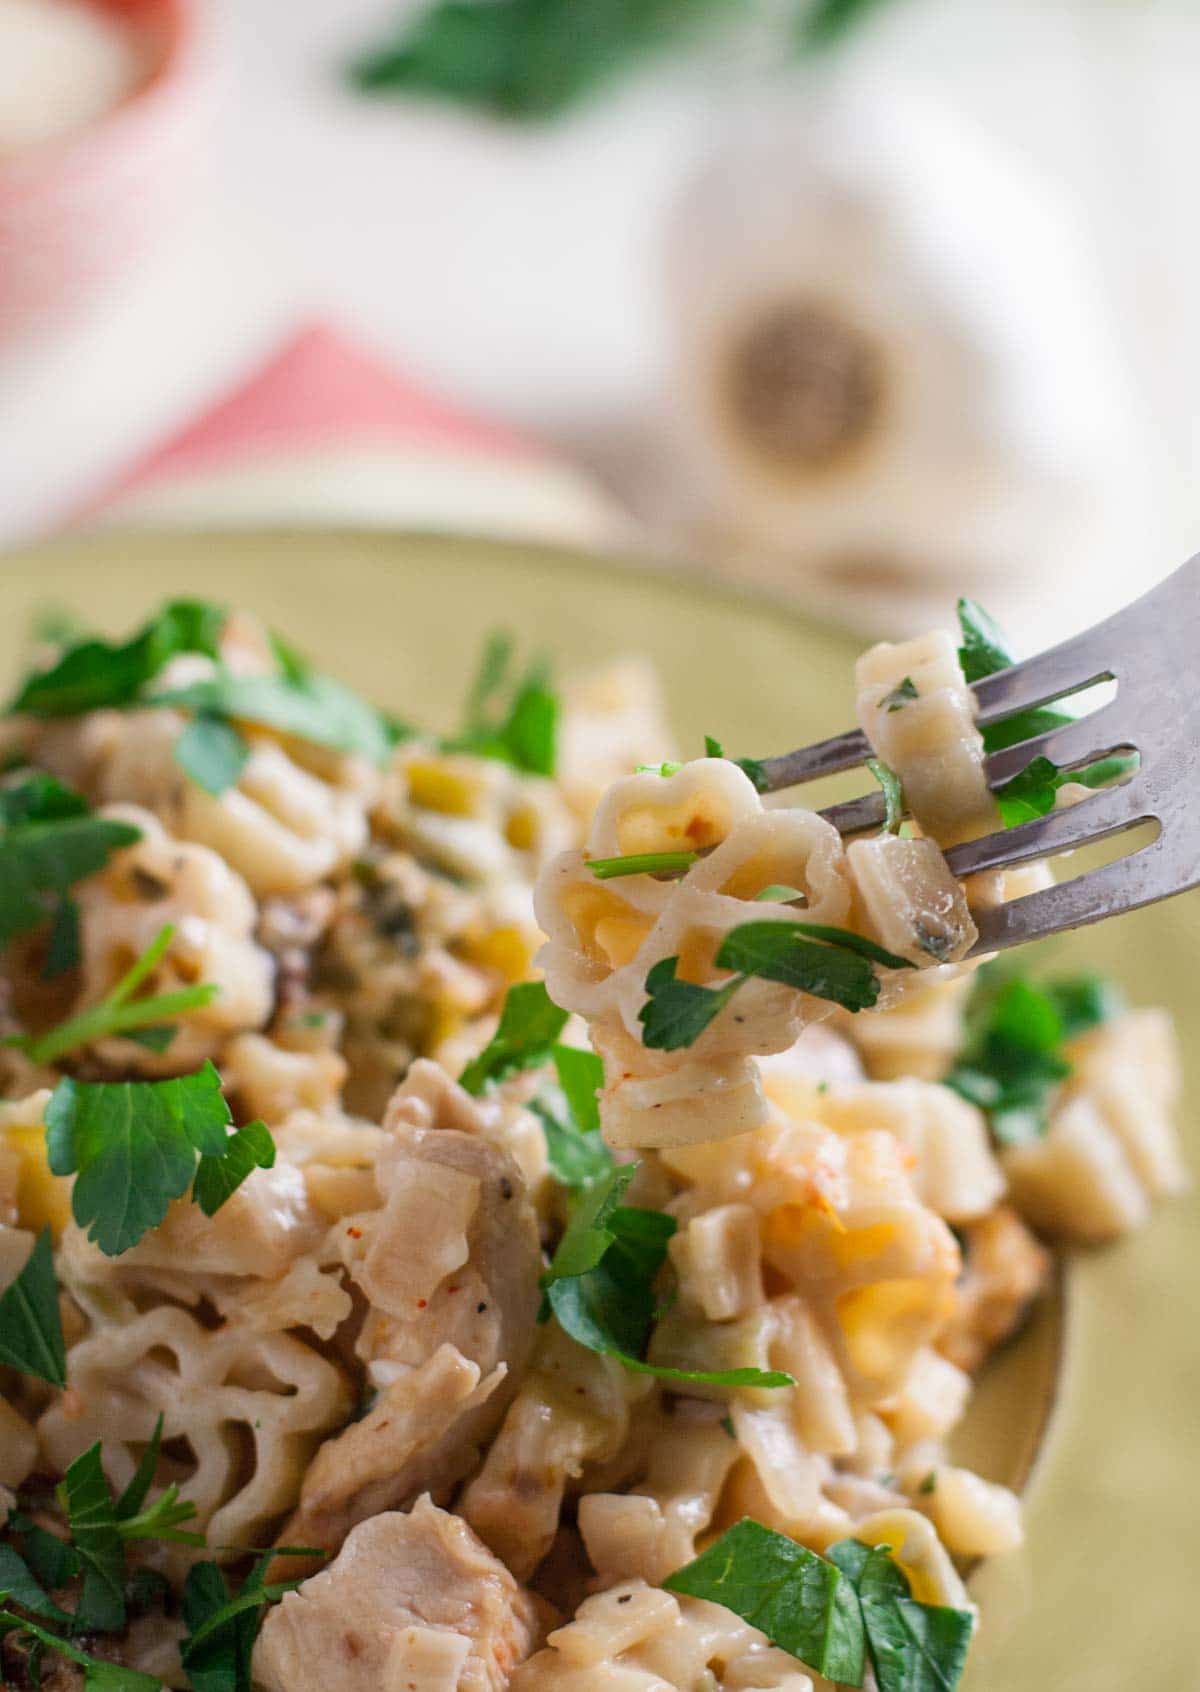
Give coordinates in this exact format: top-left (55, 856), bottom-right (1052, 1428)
top-left (866, 757), bottom-right (904, 833)
top-left (827, 1538), bottom-right (974, 1692)
top-left (534, 1046), bottom-right (612, 1192)
top-left (7, 925), bottom-right (216, 1066)
top-left (665, 1521), bottom-right (974, 1692)
top-left (665, 1520), bottom-right (865, 1684)
top-left (8, 601), bottom-right (225, 718)
top-left (0, 1228), bottom-right (66, 1388)
top-left (62, 1444), bottom-right (127, 1632)
top-left (173, 715), bottom-right (251, 797)
top-left (446, 630), bottom-right (558, 777)
top-left (541, 1168), bottom-right (791, 1389)
top-left (636, 761), bottom-right (683, 777)
top-left (945, 962), bottom-right (1122, 1146)
top-left (0, 1611), bottom-right (161, 1689)
top-left (0, 775), bottom-right (140, 957)
top-left (588, 850), bottom-right (698, 880)
top-left (754, 884), bottom-right (807, 903)
top-left (46, 1062), bottom-right (276, 1257)
top-left (181, 1554), bottom-right (301, 1692)
top-left (704, 736), bottom-right (770, 792)
top-left (152, 669), bottom-right (394, 769)
top-left (459, 980), bottom-right (569, 1095)
top-left (637, 956), bottom-right (744, 1051)
top-left (639, 922), bottom-right (912, 1050)
top-left (882, 677), bottom-right (918, 712)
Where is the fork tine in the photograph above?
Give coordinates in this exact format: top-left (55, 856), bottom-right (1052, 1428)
top-left (945, 782), bottom-right (1151, 879)
top-left (758, 727), bottom-right (869, 790)
top-left (970, 632), bottom-right (1112, 726)
top-left (969, 835), bottom-right (1186, 953)
top-left (981, 700), bottom-right (1131, 785)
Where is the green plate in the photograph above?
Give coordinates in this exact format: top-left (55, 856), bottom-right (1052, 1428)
top-left (0, 527), bottom-right (1194, 1690)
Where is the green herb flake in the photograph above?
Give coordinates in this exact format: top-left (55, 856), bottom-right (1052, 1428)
top-left (0, 1227), bottom-right (66, 1388)
top-left (349, 0), bottom-right (737, 121)
top-left (540, 1169), bottom-right (791, 1389)
top-left (637, 956), bottom-right (744, 1052)
top-left (8, 600), bottom-right (225, 718)
top-left (535, 1045), bottom-right (613, 1192)
top-left (665, 1520), bottom-right (865, 1685)
top-left (174, 715), bottom-right (251, 797)
top-left (716, 921), bottom-right (912, 1011)
top-left (866, 757), bottom-right (904, 833)
top-left (945, 963), bottom-right (1122, 1147)
top-left (0, 1542), bottom-right (73, 1625)
top-left (9, 925), bottom-right (217, 1066)
top-left (704, 735), bottom-right (770, 792)
top-left (827, 1539), bottom-right (974, 1692)
top-left (636, 761), bottom-right (683, 777)
top-left (0, 775), bottom-right (140, 951)
top-left (63, 1444), bottom-right (127, 1633)
top-left (445, 631), bottom-right (558, 777)
top-left (459, 981), bottom-right (569, 1095)
top-left (46, 1062), bottom-right (275, 1257)
top-left (754, 884), bottom-right (807, 904)
top-left (152, 670), bottom-right (393, 768)
top-left (918, 1471), bottom-right (938, 1495)
top-left (181, 1555), bottom-right (300, 1692)
top-left (0, 1611), bottom-right (161, 1690)
top-left (882, 677), bottom-right (919, 712)
top-left (588, 850), bottom-right (698, 881)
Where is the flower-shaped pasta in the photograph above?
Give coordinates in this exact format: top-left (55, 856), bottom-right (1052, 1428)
top-left (72, 806), bottom-right (275, 1074)
top-left (537, 760), bottom-right (973, 1149)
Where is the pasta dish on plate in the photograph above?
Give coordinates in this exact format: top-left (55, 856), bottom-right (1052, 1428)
top-left (0, 597), bottom-right (1184, 1691)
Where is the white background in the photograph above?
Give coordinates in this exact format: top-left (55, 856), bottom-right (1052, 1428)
top-left (1, 0), bottom-right (1199, 574)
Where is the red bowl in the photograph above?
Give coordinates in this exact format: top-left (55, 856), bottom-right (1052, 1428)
top-left (0, 0), bottom-right (211, 347)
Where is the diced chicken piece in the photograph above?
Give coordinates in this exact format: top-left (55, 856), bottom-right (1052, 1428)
top-left (254, 1497), bottom-right (540, 1692)
top-left (279, 1345), bottom-right (506, 1566)
top-left (282, 1064), bottom-right (543, 1560)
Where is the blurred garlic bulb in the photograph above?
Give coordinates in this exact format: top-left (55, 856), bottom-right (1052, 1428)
top-left (655, 78), bottom-right (1148, 640)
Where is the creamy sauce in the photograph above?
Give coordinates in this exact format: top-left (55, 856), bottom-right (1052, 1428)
top-left (0, 0), bottom-right (142, 158)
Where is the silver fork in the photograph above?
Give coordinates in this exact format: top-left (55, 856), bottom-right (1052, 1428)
top-left (757, 554), bottom-right (1200, 954)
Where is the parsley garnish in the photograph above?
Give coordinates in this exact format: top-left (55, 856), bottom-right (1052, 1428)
top-left (8, 601), bottom-right (225, 718)
top-left (540, 1168), bottom-right (792, 1389)
top-left (532, 1046), bottom-right (613, 1192)
top-left (665, 1520), bottom-right (974, 1692)
top-left (945, 962), bottom-right (1121, 1146)
top-left (882, 677), bottom-right (919, 712)
top-left (704, 735), bottom-right (770, 792)
top-left (994, 751), bottom-right (1139, 827)
top-left (0, 1611), bottom-right (161, 1689)
top-left (151, 668), bottom-right (394, 770)
top-left (0, 1228), bottom-right (66, 1388)
top-left (866, 757), bottom-right (904, 833)
top-left (8, 603), bottom-right (402, 796)
top-left (445, 631), bottom-right (558, 777)
top-left (588, 850), bottom-right (699, 880)
top-left (62, 1445), bottom-right (129, 1632)
top-left (173, 715), bottom-right (251, 797)
top-left (827, 1538), bottom-right (974, 1692)
top-left (0, 1542), bottom-right (72, 1625)
top-left (755, 884), bottom-right (807, 903)
top-left (635, 761), bottom-right (683, 777)
top-left (665, 1520), bottom-right (865, 1683)
top-left (350, 0), bottom-right (736, 119)
top-left (46, 1062), bottom-right (276, 1257)
top-left (6, 925), bottom-right (216, 1066)
top-left (459, 981), bottom-right (568, 1095)
top-left (181, 1554), bottom-right (303, 1692)
top-left (956, 599), bottom-right (1138, 794)
top-left (639, 922), bottom-right (913, 1050)
top-left (0, 774), bottom-right (140, 967)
